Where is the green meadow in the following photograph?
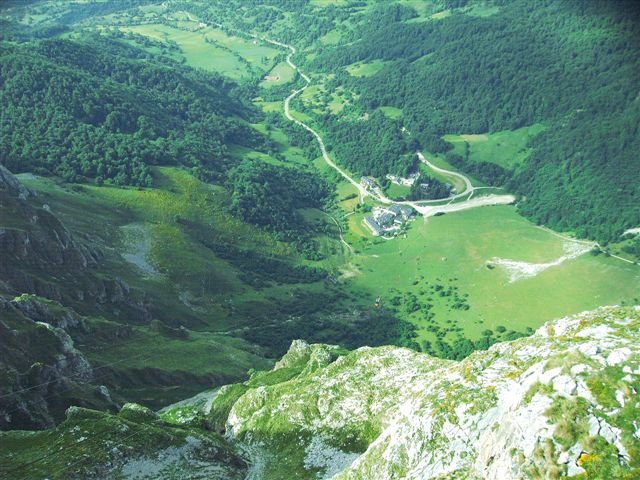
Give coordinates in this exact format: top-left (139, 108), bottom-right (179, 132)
top-left (205, 28), bottom-right (280, 69)
top-left (300, 81), bottom-right (352, 115)
top-left (319, 29), bottom-right (342, 45)
top-left (310, 0), bottom-right (350, 6)
top-left (260, 61), bottom-right (296, 87)
top-left (340, 206), bottom-right (640, 346)
top-left (121, 24), bottom-right (250, 79)
top-left (380, 106), bottom-right (403, 119)
top-left (346, 60), bottom-right (388, 77)
top-left (443, 123), bottom-right (546, 169)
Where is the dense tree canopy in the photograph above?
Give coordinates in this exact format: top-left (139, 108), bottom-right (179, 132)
top-left (0, 36), bottom-right (269, 185)
top-left (228, 159), bottom-right (330, 233)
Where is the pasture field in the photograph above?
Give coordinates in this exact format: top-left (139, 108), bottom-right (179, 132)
top-left (121, 24), bottom-right (249, 79)
top-left (346, 60), bottom-right (388, 77)
top-left (250, 123), bottom-right (310, 166)
top-left (205, 28), bottom-right (280, 70)
top-left (310, 0), bottom-right (350, 6)
top-left (398, 0), bottom-right (433, 18)
top-left (380, 106), bottom-right (403, 119)
top-left (260, 61), bottom-right (296, 87)
top-left (465, 4), bottom-right (501, 17)
top-left (255, 100), bottom-right (284, 113)
top-left (319, 30), bottom-right (342, 45)
top-left (443, 123), bottom-right (546, 169)
top-left (300, 81), bottom-right (352, 115)
top-left (341, 206), bottom-right (640, 346)
top-left (384, 182), bottom-right (411, 200)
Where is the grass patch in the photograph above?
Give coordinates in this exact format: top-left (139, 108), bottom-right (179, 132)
top-left (443, 123), bottom-right (546, 169)
top-left (346, 60), bottom-right (388, 77)
top-left (384, 182), bottom-right (411, 201)
top-left (260, 61), bottom-right (296, 88)
top-left (465, 4), bottom-right (501, 17)
top-left (319, 29), bottom-right (342, 45)
top-left (310, 0), bottom-right (349, 6)
top-left (121, 24), bottom-right (249, 79)
top-left (380, 106), bottom-right (403, 119)
top-left (342, 206), bottom-right (640, 346)
top-left (205, 27), bottom-right (280, 70)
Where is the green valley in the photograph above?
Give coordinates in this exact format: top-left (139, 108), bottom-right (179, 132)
top-left (1, 1), bottom-right (640, 477)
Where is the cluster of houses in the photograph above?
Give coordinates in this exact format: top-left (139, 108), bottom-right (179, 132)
top-left (364, 205), bottom-right (415, 237)
top-left (360, 176), bottom-right (377, 189)
top-left (385, 172), bottom-right (420, 187)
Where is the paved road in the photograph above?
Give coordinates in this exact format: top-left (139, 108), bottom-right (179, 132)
top-left (234, 29), bottom-right (516, 218)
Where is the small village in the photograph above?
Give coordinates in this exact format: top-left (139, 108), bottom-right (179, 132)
top-left (364, 204), bottom-right (416, 237)
top-left (359, 176), bottom-right (417, 237)
top-left (385, 171), bottom-right (420, 187)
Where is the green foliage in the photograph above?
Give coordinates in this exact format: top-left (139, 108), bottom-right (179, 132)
top-left (545, 396), bottom-right (590, 449)
top-left (408, 174), bottom-right (451, 200)
top-left (242, 305), bottom-right (419, 358)
top-left (228, 159), bottom-right (330, 234)
top-left (622, 238), bottom-right (640, 258)
top-left (320, 110), bottom-right (416, 177)
top-left (0, 35), bottom-right (268, 185)
top-left (308, 0), bottom-right (640, 241)
top-left (0, 405), bottom-right (246, 480)
top-left (579, 436), bottom-right (640, 479)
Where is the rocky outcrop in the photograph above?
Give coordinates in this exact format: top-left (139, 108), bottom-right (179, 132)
top-left (0, 295), bottom-right (118, 430)
top-left (0, 166), bottom-right (152, 321)
top-left (0, 404), bottom-right (247, 480)
top-left (218, 306), bottom-right (640, 479)
top-left (10, 294), bottom-right (87, 331)
top-left (0, 164), bottom-right (31, 199)
top-left (0, 167), bottom-right (100, 273)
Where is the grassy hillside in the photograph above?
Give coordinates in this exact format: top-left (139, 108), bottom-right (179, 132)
top-left (1, 0), bottom-right (639, 432)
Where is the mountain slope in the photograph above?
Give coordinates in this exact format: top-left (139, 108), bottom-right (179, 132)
top-left (0, 163), bottom-right (273, 428)
top-left (0, 35), bottom-right (265, 185)
top-left (217, 306), bottom-right (640, 479)
top-left (3, 306), bottom-right (637, 479)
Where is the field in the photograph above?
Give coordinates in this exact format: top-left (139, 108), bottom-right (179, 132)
top-left (384, 182), bottom-right (411, 200)
top-left (260, 61), bottom-right (296, 88)
top-left (380, 106), bottom-right (403, 119)
top-left (443, 123), bottom-right (546, 169)
top-left (340, 206), bottom-right (640, 347)
top-left (299, 80), bottom-right (353, 115)
top-left (205, 28), bottom-right (280, 70)
top-left (115, 11), bottom-right (280, 81)
top-left (121, 24), bottom-right (250, 79)
top-left (310, 0), bottom-right (350, 6)
top-left (346, 60), bottom-right (388, 77)
top-left (319, 30), bottom-right (342, 45)
top-left (399, 0), bottom-right (433, 18)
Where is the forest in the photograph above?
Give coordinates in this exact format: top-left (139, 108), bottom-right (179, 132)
top-left (228, 160), bottom-right (330, 234)
top-left (0, 35), bottom-right (270, 186)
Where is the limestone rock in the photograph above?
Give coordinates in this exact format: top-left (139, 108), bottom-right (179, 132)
top-left (221, 306), bottom-right (640, 479)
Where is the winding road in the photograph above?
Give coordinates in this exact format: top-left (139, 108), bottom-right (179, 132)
top-left (229, 27), bottom-right (517, 219)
